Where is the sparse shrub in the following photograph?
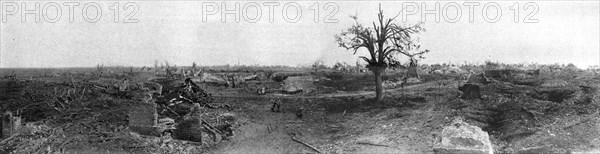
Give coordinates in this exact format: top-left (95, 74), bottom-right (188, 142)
top-left (312, 60), bottom-right (329, 71)
top-left (485, 60), bottom-right (500, 69)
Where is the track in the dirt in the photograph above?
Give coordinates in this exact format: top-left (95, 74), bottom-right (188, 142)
top-left (212, 80), bottom-right (451, 99)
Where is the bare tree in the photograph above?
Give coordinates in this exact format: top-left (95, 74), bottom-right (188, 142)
top-left (96, 63), bottom-right (104, 77)
top-left (163, 60), bottom-right (172, 77)
top-left (154, 60), bottom-right (159, 74)
top-left (191, 62), bottom-right (198, 75)
top-left (335, 5), bottom-right (426, 101)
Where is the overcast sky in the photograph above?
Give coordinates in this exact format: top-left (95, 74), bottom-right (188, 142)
top-left (1, 1), bottom-right (598, 68)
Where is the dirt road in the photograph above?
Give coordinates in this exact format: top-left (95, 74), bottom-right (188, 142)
top-left (214, 79), bottom-right (454, 99)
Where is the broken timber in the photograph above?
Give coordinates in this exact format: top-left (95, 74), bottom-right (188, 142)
top-left (292, 137), bottom-right (322, 153)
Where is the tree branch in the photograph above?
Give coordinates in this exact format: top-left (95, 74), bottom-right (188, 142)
top-left (334, 5), bottom-right (428, 69)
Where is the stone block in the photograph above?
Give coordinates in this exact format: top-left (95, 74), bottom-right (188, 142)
top-left (434, 118), bottom-right (493, 154)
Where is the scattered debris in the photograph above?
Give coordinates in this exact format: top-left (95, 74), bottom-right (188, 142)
top-left (157, 118), bottom-right (175, 136)
top-left (141, 82), bottom-right (163, 95)
top-left (202, 119), bottom-right (223, 143)
top-left (200, 73), bottom-right (228, 86)
top-left (2, 64), bottom-right (599, 153)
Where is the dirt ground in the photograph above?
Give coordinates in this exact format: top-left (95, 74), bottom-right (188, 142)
top-left (1, 68), bottom-right (600, 153)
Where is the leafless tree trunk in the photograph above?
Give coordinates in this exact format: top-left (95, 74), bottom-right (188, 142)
top-left (371, 67), bottom-right (385, 101)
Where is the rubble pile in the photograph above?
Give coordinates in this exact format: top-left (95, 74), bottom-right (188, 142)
top-left (130, 78), bottom-right (234, 145)
top-left (0, 76), bottom-right (236, 153)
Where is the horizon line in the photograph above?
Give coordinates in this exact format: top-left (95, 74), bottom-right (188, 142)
top-left (0, 61), bottom-right (595, 69)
